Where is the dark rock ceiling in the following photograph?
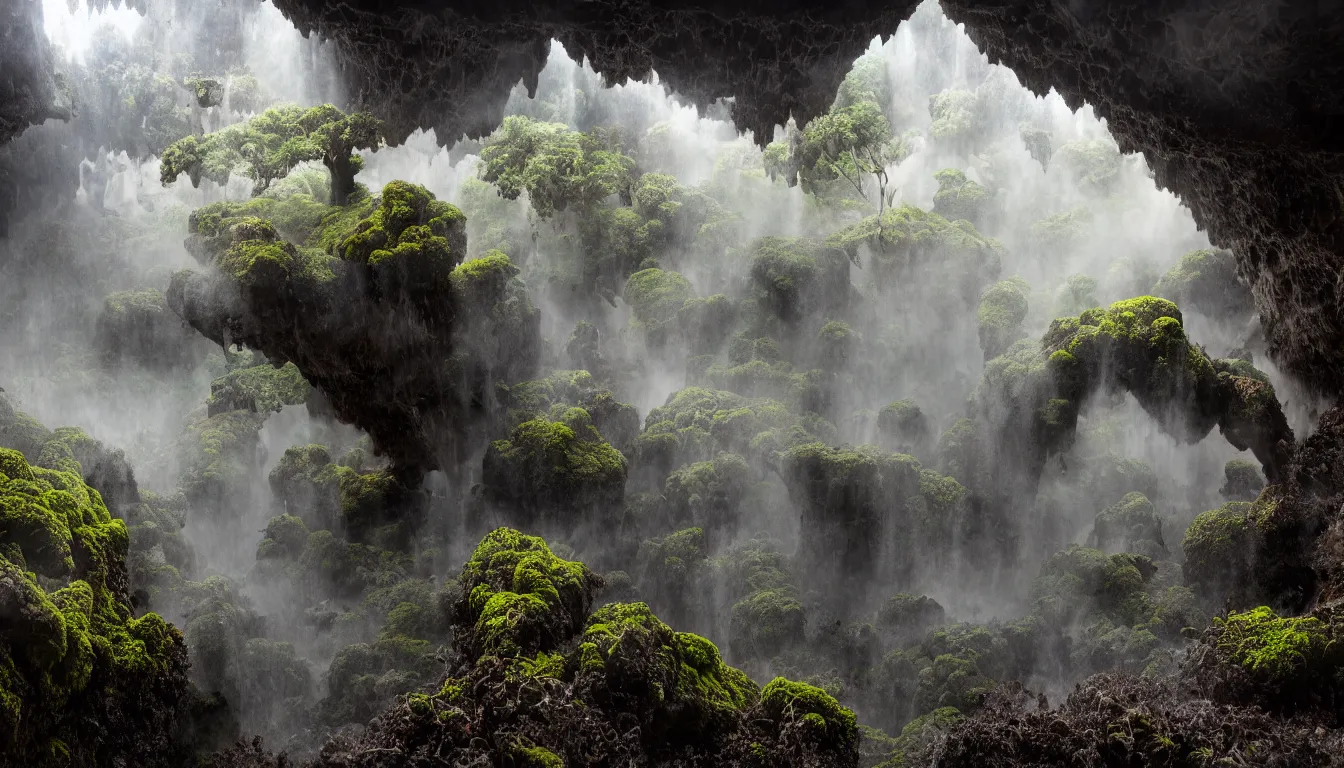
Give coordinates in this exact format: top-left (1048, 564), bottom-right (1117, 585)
top-left (3, 0), bottom-right (1343, 397)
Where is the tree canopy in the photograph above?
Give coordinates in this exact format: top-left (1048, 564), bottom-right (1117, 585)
top-left (478, 116), bottom-right (636, 219)
top-left (159, 103), bottom-right (382, 205)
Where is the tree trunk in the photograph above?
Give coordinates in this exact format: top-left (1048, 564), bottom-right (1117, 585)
top-left (326, 154), bottom-right (355, 206)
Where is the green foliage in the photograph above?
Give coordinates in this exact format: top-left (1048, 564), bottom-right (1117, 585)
top-left (877, 400), bottom-right (933, 457)
top-left (623, 268), bottom-right (696, 330)
top-left (748, 236), bottom-right (849, 322)
top-left (766, 100), bottom-right (909, 208)
top-left (478, 116), bottom-right (635, 218)
top-left (760, 678), bottom-right (858, 749)
top-left (932, 168), bottom-right (991, 224)
top-left (1220, 458), bottom-right (1265, 501)
top-left (1091, 492), bottom-right (1165, 558)
top-left (1153, 248), bottom-right (1253, 320)
top-left (456, 529), bottom-right (599, 658)
top-left (206, 361), bottom-right (310, 415)
top-left (731, 587), bottom-right (806, 661)
top-left (0, 447), bottom-right (188, 765)
top-left (826, 204), bottom-right (1003, 301)
top-left (1182, 501), bottom-right (1256, 599)
top-left (928, 90), bottom-right (979, 144)
top-left (482, 417), bottom-right (627, 520)
top-left (1055, 139), bottom-right (1123, 193)
top-left (160, 103), bottom-right (383, 203)
top-left (1214, 607), bottom-right (1337, 681)
top-left (1029, 207), bottom-right (1091, 250)
top-left (976, 278), bottom-right (1030, 360)
top-left (579, 602), bottom-right (760, 739)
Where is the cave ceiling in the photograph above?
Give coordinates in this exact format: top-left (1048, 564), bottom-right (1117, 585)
top-left (4, 0), bottom-right (1343, 396)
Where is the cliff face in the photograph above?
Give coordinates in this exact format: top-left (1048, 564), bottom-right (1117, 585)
top-left (7, 0), bottom-right (1344, 394)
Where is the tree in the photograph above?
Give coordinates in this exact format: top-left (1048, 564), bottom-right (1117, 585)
top-left (477, 115), bottom-right (635, 219)
top-left (765, 101), bottom-right (910, 220)
top-left (160, 104), bottom-right (382, 205)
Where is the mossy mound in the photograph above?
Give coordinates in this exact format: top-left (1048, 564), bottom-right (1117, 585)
top-left (825, 204), bottom-right (1003, 303)
top-left (932, 168), bottom-right (991, 225)
top-left (300, 527), bottom-right (858, 767)
top-left (480, 416), bottom-right (627, 527)
top-left (976, 278), bottom-right (1030, 360)
top-left (1187, 606), bottom-right (1344, 719)
top-left (0, 448), bottom-right (191, 767)
top-left (95, 288), bottom-right (205, 371)
top-left (1153, 248), bottom-right (1253, 321)
top-left (453, 529), bottom-right (600, 658)
top-left (781, 442), bottom-right (970, 586)
top-left (206, 361), bottom-right (310, 416)
top-left (747, 236), bottom-right (850, 323)
top-left (1090, 492), bottom-right (1165, 558)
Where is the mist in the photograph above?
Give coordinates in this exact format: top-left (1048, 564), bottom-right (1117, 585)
top-left (0, 0), bottom-right (1327, 765)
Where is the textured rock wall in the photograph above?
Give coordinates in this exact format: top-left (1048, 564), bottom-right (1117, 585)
top-left (266, 0), bottom-right (922, 145)
top-left (938, 0), bottom-right (1344, 396)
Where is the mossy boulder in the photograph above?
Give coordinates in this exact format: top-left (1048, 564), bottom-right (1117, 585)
top-left (206, 361), bottom-right (310, 416)
top-left (575, 602), bottom-right (759, 744)
top-left (932, 168), bottom-right (991, 225)
top-left (453, 528), bottom-right (600, 658)
top-left (759, 678), bottom-right (858, 754)
top-left (95, 288), bottom-right (203, 371)
top-left (1225, 459), bottom-right (1263, 503)
top-left (481, 416), bottom-right (627, 526)
top-left (1153, 248), bottom-right (1253, 321)
top-left (877, 399), bottom-right (933, 458)
top-left (0, 448), bottom-right (190, 766)
top-left (748, 236), bottom-right (850, 323)
top-left (1090, 492), bottom-right (1166, 558)
top-left (1193, 606), bottom-right (1344, 718)
top-left (976, 278), bottom-right (1030, 360)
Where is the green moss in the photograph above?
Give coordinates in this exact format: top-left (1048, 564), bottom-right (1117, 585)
top-left (1091, 492), bottom-right (1165, 557)
top-left (482, 418), bottom-right (627, 517)
top-left (0, 448), bottom-right (188, 764)
top-left (623, 268), bottom-right (697, 336)
top-left (977, 278), bottom-right (1030, 358)
top-left (1182, 501), bottom-right (1253, 594)
top-left (824, 203), bottom-right (1002, 301)
top-left (207, 361), bottom-right (310, 415)
top-left (760, 677), bottom-right (858, 748)
top-left (578, 602), bottom-right (759, 737)
top-left (730, 588), bottom-right (805, 660)
top-left (510, 739), bottom-right (565, 768)
top-left (1212, 606), bottom-right (1343, 698)
top-left (457, 529), bottom-right (597, 657)
top-left (933, 168), bottom-right (991, 223)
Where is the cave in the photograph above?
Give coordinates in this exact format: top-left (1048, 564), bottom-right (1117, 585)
top-left (1, 0), bottom-right (1342, 765)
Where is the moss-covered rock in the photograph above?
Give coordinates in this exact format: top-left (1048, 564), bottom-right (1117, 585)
top-left (826, 204), bottom-right (1003, 303)
top-left (782, 442), bottom-right (969, 587)
top-left (170, 180), bottom-right (521, 479)
top-left (452, 529), bottom-right (600, 658)
top-left (976, 277), bottom-right (1030, 360)
top-left (932, 168), bottom-right (991, 225)
top-left (480, 417), bottom-right (627, 527)
top-left (877, 399), bottom-right (933, 458)
top-left (748, 236), bottom-right (850, 323)
top-left (95, 288), bottom-right (205, 371)
top-left (1090, 492), bottom-right (1166, 558)
top-left (0, 448), bottom-right (191, 766)
top-left (1153, 248), bottom-right (1253, 321)
top-left (206, 361), bottom-right (310, 416)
